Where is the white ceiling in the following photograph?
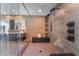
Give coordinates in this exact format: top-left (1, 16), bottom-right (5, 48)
top-left (0, 3), bottom-right (57, 16)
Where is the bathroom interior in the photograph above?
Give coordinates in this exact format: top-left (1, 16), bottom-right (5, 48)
top-left (0, 3), bottom-right (79, 56)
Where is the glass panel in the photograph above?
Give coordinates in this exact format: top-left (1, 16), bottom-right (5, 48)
top-left (0, 3), bottom-right (26, 56)
top-left (0, 4), bottom-right (2, 55)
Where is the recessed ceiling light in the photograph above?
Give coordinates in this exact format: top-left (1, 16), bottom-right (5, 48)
top-left (3, 12), bottom-right (7, 15)
top-left (38, 9), bottom-right (42, 13)
top-left (12, 9), bottom-right (15, 12)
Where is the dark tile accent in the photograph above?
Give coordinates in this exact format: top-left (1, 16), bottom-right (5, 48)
top-left (50, 53), bottom-right (75, 56)
top-left (32, 37), bottom-right (50, 43)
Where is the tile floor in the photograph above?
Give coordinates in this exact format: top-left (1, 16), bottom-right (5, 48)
top-left (22, 43), bottom-right (59, 56)
top-left (0, 40), bottom-right (26, 56)
top-left (0, 40), bottom-right (59, 56)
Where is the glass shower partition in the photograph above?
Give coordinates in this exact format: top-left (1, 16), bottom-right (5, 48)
top-left (0, 3), bottom-right (26, 56)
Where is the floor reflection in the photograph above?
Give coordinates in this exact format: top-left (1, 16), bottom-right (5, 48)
top-left (0, 40), bottom-right (26, 56)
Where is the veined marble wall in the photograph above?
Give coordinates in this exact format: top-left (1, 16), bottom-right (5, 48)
top-left (48, 4), bottom-right (79, 55)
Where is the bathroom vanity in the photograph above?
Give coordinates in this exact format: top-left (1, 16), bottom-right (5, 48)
top-left (0, 32), bottom-right (26, 41)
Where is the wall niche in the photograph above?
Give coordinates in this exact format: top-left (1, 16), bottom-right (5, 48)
top-left (66, 21), bottom-right (75, 42)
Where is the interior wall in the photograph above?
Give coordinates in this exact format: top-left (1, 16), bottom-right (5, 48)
top-left (25, 16), bottom-right (45, 39)
top-left (48, 4), bottom-right (79, 55)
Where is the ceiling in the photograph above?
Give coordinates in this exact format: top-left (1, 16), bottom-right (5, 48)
top-left (0, 3), bottom-right (57, 16)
